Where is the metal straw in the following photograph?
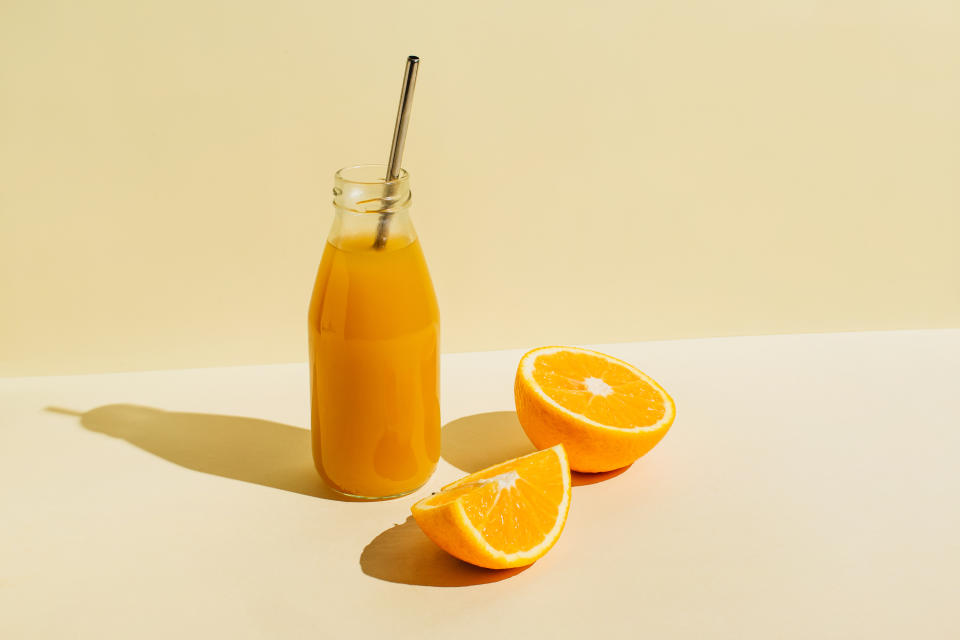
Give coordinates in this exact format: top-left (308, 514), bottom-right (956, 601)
top-left (373, 55), bottom-right (419, 249)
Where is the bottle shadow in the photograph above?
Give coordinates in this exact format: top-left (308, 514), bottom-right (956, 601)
top-left (46, 404), bottom-right (357, 501)
top-left (359, 516), bottom-right (528, 587)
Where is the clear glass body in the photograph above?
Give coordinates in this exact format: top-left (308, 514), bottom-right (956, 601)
top-left (308, 165), bottom-right (440, 499)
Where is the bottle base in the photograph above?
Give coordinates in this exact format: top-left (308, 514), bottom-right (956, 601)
top-left (324, 477), bottom-right (432, 501)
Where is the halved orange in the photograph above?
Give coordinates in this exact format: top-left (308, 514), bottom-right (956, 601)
top-left (515, 346), bottom-right (676, 472)
top-left (410, 445), bottom-right (571, 569)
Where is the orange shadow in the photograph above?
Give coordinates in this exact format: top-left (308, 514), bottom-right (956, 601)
top-left (572, 464), bottom-right (633, 486)
top-left (360, 516), bottom-right (529, 587)
top-left (442, 410), bottom-right (634, 486)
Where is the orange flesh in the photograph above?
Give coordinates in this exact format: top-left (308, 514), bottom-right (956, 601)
top-left (532, 351), bottom-right (666, 427)
top-left (421, 450), bottom-right (566, 554)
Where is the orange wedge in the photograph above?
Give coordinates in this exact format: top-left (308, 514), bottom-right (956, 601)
top-left (410, 445), bottom-right (571, 569)
top-left (515, 346), bottom-right (676, 472)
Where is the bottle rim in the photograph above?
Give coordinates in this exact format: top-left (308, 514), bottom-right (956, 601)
top-left (335, 164), bottom-right (409, 186)
top-left (333, 164), bottom-right (411, 215)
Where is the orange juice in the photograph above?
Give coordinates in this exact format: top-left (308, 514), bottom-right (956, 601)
top-left (308, 165), bottom-right (440, 499)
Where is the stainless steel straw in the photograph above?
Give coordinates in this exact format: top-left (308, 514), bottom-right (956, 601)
top-left (373, 55), bottom-right (419, 249)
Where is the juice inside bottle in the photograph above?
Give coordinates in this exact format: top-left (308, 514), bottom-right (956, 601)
top-left (308, 165), bottom-right (440, 499)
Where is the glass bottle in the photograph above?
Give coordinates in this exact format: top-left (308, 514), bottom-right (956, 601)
top-left (308, 164), bottom-right (440, 499)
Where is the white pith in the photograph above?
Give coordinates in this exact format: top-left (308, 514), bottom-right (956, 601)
top-left (486, 470), bottom-right (520, 491)
top-left (583, 376), bottom-right (613, 397)
top-left (520, 346), bottom-right (674, 434)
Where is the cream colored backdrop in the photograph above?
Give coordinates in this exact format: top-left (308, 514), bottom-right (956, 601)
top-left (2, 1), bottom-right (958, 376)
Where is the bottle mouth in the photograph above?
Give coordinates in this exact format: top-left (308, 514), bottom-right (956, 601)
top-left (333, 164), bottom-right (411, 214)
top-left (335, 164), bottom-right (408, 186)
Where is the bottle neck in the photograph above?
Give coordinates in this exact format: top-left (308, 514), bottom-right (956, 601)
top-left (329, 164), bottom-right (415, 251)
top-left (328, 207), bottom-right (416, 251)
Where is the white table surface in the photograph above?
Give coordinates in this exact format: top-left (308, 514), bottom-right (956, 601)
top-left (2, 330), bottom-right (958, 638)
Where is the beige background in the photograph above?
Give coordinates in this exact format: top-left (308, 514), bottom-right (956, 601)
top-left (2, 0), bottom-right (958, 376)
